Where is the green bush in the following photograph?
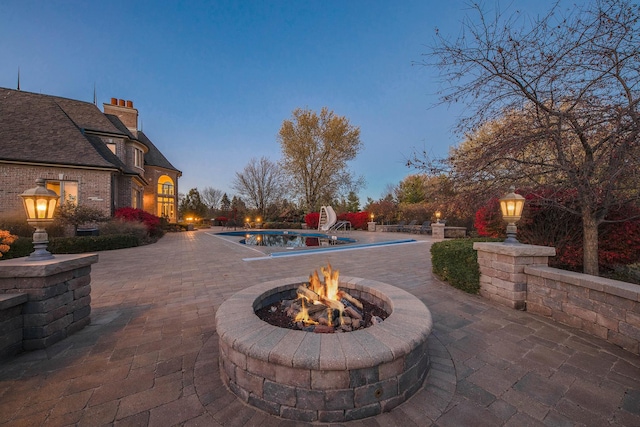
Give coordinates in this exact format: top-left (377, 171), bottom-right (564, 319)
top-left (0, 216), bottom-right (33, 237)
top-left (1, 235), bottom-right (140, 259)
top-left (99, 219), bottom-right (148, 240)
top-left (431, 238), bottom-right (501, 294)
top-left (165, 223), bottom-right (189, 232)
top-left (2, 237), bottom-right (32, 259)
top-left (49, 235), bottom-right (140, 253)
top-left (262, 222), bottom-right (303, 229)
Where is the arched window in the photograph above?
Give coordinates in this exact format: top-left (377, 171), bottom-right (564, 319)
top-left (157, 175), bottom-right (175, 221)
top-left (157, 176), bottom-right (174, 196)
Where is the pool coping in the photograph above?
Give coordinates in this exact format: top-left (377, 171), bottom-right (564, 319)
top-left (206, 230), bottom-right (420, 260)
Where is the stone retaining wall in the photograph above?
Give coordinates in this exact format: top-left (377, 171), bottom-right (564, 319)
top-left (0, 293), bottom-right (28, 359)
top-left (0, 254), bottom-right (97, 352)
top-left (526, 265), bottom-right (640, 355)
top-left (474, 242), bottom-right (639, 355)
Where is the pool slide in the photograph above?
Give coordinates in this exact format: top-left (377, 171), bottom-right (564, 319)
top-left (318, 206), bottom-right (337, 231)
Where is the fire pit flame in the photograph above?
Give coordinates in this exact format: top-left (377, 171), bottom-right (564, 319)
top-left (276, 263), bottom-right (382, 332)
top-left (293, 298), bottom-right (317, 324)
top-left (310, 263), bottom-right (340, 301)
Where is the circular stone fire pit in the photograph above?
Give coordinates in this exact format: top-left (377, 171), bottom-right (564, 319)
top-left (215, 276), bottom-right (433, 423)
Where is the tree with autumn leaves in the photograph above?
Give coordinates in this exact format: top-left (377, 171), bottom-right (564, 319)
top-left (278, 107), bottom-right (364, 212)
top-left (410, 0), bottom-right (640, 276)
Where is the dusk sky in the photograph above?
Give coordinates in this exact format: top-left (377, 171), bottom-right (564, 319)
top-left (1, 0), bottom-right (557, 205)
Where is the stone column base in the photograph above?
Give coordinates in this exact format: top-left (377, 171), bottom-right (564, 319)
top-left (431, 223), bottom-right (445, 240)
top-left (473, 243), bottom-right (555, 310)
top-left (0, 254), bottom-right (98, 351)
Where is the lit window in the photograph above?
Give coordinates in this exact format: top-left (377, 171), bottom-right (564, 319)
top-left (158, 197), bottom-right (174, 219)
top-left (157, 176), bottom-right (174, 195)
top-left (46, 181), bottom-right (78, 205)
top-left (107, 143), bottom-right (117, 154)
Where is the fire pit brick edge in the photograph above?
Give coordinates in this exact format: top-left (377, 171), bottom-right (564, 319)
top-left (215, 276), bottom-right (433, 422)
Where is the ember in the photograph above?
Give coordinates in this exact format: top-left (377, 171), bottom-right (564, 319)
top-left (255, 263), bottom-right (388, 332)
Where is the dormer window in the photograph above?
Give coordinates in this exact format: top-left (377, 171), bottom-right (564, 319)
top-left (133, 147), bottom-right (143, 168)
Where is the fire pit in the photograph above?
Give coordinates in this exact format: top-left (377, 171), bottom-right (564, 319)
top-left (215, 269), bottom-right (433, 422)
top-left (256, 264), bottom-right (389, 333)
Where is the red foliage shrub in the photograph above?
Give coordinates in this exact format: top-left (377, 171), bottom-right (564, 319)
top-left (474, 191), bottom-right (640, 271)
top-left (474, 198), bottom-right (504, 238)
top-left (305, 212), bottom-right (319, 229)
top-left (555, 203), bottom-right (640, 269)
top-left (338, 211), bottom-right (370, 230)
top-left (114, 207), bottom-right (164, 238)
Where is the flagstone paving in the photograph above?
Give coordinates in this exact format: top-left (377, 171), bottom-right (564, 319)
top-left (1, 229), bottom-right (639, 426)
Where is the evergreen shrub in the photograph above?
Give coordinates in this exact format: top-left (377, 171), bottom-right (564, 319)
top-left (431, 238), bottom-right (500, 294)
top-left (1, 235), bottom-right (140, 259)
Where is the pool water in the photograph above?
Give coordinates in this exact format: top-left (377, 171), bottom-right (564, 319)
top-left (218, 230), bottom-right (356, 249)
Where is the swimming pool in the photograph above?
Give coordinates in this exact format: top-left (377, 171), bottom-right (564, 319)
top-left (217, 230), bottom-right (356, 248)
top-left (213, 229), bottom-right (418, 259)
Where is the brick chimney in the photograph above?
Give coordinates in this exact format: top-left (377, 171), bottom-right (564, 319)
top-left (103, 98), bottom-right (138, 135)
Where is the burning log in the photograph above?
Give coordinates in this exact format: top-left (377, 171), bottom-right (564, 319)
top-left (297, 285), bottom-right (320, 301)
top-left (257, 264), bottom-right (388, 333)
top-left (344, 306), bottom-right (362, 320)
top-left (338, 290), bottom-right (363, 310)
top-left (297, 285), bottom-right (345, 313)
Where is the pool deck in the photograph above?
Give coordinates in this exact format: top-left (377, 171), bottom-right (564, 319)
top-left (1, 228), bottom-right (639, 426)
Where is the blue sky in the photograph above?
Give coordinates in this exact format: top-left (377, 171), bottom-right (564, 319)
top-left (0, 0), bottom-right (557, 205)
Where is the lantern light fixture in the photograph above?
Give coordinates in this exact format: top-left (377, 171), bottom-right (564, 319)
top-left (435, 211), bottom-right (441, 223)
top-left (19, 178), bottom-right (59, 260)
top-left (499, 186), bottom-right (526, 244)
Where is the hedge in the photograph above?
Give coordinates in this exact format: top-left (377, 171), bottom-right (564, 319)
top-left (431, 238), bottom-right (501, 294)
top-left (262, 222), bottom-right (303, 229)
top-left (1, 235), bottom-right (140, 260)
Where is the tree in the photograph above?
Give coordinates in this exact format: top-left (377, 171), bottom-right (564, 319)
top-left (411, 0), bottom-right (640, 276)
top-left (179, 188), bottom-right (208, 220)
top-left (232, 157), bottom-right (288, 219)
top-left (230, 196), bottom-right (247, 223)
top-left (220, 193), bottom-right (231, 212)
top-left (366, 197), bottom-right (398, 225)
top-left (346, 191), bottom-right (360, 212)
top-left (201, 187), bottom-right (223, 211)
top-left (395, 175), bottom-right (427, 204)
top-left (56, 202), bottom-right (107, 235)
top-left (278, 107), bottom-right (363, 211)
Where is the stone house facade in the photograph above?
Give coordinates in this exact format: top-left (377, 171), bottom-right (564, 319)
top-left (0, 88), bottom-right (181, 222)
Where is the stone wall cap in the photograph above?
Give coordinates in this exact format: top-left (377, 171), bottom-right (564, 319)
top-left (473, 242), bottom-right (556, 257)
top-left (0, 254), bottom-right (98, 277)
top-left (526, 265), bottom-right (639, 300)
top-left (0, 292), bottom-right (28, 310)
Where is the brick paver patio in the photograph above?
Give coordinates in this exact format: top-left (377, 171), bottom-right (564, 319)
top-left (1, 229), bottom-right (639, 426)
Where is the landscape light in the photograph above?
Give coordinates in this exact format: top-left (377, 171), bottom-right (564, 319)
top-left (20, 178), bottom-right (59, 260)
top-left (499, 186), bottom-right (525, 244)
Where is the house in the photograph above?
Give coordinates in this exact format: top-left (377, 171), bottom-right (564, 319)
top-left (0, 88), bottom-right (181, 222)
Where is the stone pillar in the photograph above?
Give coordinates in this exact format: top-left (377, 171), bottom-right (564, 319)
top-left (473, 242), bottom-right (555, 310)
top-left (0, 254), bottom-right (98, 350)
top-left (367, 221), bottom-right (376, 231)
top-left (432, 222), bottom-right (445, 240)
